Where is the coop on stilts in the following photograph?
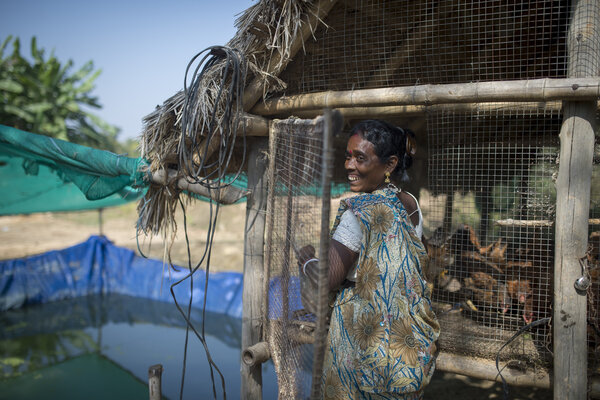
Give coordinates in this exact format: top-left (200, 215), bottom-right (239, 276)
top-left (139, 1), bottom-right (600, 399)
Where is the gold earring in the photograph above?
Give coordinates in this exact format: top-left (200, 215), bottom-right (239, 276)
top-left (384, 172), bottom-right (391, 184)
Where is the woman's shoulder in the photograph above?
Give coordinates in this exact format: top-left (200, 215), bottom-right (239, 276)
top-left (342, 191), bottom-right (387, 210)
top-left (398, 191), bottom-right (418, 216)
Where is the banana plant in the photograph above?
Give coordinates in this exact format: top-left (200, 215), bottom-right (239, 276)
top-left (0, 36), bottom-right (122, 152)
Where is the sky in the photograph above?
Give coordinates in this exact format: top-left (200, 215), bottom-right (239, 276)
top-left (1, 0), bottom-right (256, 140)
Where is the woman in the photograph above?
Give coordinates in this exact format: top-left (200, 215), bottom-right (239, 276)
top-left (301, 120), bottom-right (439, 399)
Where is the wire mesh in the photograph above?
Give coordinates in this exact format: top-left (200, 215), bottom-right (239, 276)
top-left (264, 116), bottom-right (333, 399)
top-left (268, 0), bottom-right (600, 388)
top-left (279, 0), bottom-right (570, 95)
top-left (588, 123), bottom-right (600, 379)
top-left (424, 104), bottom-right (561, 372)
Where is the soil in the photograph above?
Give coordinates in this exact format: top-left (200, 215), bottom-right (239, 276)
top-left (0, 201), bottom-right (553, 399)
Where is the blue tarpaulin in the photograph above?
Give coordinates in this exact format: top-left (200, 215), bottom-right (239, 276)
top-left (0, 235), bottom-right (244, 317)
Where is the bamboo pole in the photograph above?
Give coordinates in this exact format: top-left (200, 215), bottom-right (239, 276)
top-left (553, 1), bottom-right (599, 399)
top-left (435, 353), bottom-right (551, 389)
top-left (193, 112), bottom-right (269, 164)
top-left (151, 170), bottom-right (249, 205)
top-left (494, 219), bottom-right (554, 227)
top-left (240, 112), bottom-right (269, 136)
top-left (241, 137), bottom-right (269, 400)
top-left (252, 78), bottom-right (600, 116)
top-left (274, 101), bottom-right (600, 120)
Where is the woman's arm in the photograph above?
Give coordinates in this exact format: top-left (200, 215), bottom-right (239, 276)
top-left (298, 240), bottom-right (358, 291)
top-left (328, 239), bottom-right (359, 290)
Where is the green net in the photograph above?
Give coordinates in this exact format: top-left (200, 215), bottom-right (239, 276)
top-left (0, 125), bottom-right (148, 215)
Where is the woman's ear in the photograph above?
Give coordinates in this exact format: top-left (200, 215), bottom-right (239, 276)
top-left (386, 155), bottom-right (399, 174)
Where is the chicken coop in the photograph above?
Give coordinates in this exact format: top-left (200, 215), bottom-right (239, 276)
top-left (139, 1), bottom-right (600, 399)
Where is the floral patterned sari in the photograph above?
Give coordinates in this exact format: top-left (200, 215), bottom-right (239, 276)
top-left (322, 188), bottom-right (439, 400)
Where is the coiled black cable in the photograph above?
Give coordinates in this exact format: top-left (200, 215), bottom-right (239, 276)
top-left (170, 45), bottom-right (249, 400)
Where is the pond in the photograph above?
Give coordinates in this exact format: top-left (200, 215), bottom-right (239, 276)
top-left (0, 294), bottom-right (279, 399)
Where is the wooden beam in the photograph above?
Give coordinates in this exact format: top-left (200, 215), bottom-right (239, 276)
top-left (241, 137), bottom-right (269, 399)
top-left (252, 78), bottom-right (600, 116)
top-left (553, 1), bottom-right (599, 399)
top-left (151, 169), bottom-right (249, 205)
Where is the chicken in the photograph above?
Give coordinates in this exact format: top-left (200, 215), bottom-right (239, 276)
top-left (464, 271), bottom-right (510, 313)
top-left (506, 279), bottom-right (534, 323)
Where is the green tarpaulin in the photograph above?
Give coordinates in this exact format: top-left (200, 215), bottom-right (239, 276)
top-left (0, 125), bottom-right (147, 215)
top-left (0, 124), bottom-right (349, 216)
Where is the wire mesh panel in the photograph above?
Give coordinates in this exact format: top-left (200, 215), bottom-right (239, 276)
top-left (264, 115), bottom-right (337, 399)
top-left (425, 104), bottom-right (561, 373)
top-left (279, 0), bottom-right (570, 95)
top-left (589, 128), bottom-right (600, 378)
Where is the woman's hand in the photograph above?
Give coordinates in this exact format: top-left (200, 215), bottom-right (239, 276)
top-left (297, 245), bottom-right (319, 283)
top-left (297, 244), bottom-right (316, 266)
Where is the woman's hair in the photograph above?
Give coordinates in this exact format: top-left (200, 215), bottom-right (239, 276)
top-left (350, 119), bottom-right (416, 180)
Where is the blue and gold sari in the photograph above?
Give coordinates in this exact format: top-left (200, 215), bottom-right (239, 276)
top-left (322, 189), bottom-right (439, 400)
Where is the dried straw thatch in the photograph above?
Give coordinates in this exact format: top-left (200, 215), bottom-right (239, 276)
top-left (138, 0), bottom-right (328, 237)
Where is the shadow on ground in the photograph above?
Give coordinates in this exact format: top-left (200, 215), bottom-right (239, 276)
top-left (427, 371), bottom-right (552, 399)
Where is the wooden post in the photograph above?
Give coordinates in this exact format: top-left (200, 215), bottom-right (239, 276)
top-left (553, 1), bottom-right (599, 399)
top-left (241, 137), bottom-right (269, 400)
top-left (148, 364), bottom-right (163, 400)
top-left (309, 109), bottom-right (336, 399)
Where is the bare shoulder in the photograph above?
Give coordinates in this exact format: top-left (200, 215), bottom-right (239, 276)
top-left (396, 191), bottom-right (419, 226)
top-left (397, 191), bottom-right (417, 214)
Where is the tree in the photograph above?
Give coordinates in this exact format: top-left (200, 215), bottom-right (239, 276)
top-left (0, 36), bottom-right (123, 152)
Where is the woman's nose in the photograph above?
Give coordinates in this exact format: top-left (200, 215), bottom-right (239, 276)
top-left (345, 158), bottom-right (354, 170)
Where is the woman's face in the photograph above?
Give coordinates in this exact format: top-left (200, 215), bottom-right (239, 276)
top-left (345, 133), bottom-right (393, 193)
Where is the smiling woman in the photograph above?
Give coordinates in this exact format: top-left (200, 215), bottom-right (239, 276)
top-left (298, 119), bottom-right (438, 399)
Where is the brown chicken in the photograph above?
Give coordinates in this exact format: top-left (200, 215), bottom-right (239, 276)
top-left (506, 279), bottom-right (534, 323)
top-left (464, 271), bottom-right (510, 313)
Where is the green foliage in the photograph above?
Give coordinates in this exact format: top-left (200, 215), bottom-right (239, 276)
top-left (0, 36), bottom-right (123, 152)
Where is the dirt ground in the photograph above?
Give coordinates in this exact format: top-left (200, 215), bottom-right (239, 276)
top-left (0, 201), bottom-right (553, 399)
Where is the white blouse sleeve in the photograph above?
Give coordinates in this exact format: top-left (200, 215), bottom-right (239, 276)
top-left (332, 209), bottom-right (362, 253)
top-left (332, 210), bottom-right (362, 281)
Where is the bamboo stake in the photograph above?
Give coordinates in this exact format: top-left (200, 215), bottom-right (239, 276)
top-left (553, 1), bottom-right (599, 399)
top-left (252, 78), bottom-right (600, 116)
top-left (148, 364), bottom-right (163, 400)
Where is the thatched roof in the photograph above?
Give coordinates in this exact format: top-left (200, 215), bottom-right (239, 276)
top-left (138, 0), bottom-right (331, 235)
top-left (138, 0), bottom-right (572, 235)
